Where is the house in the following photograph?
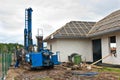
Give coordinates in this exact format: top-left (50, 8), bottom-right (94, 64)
top-left (88, 10), bottom-right (120, 65)
top-left (44, 21), bottom-right (95, 62)
top-left (44, 10), bottom-right (120, 65)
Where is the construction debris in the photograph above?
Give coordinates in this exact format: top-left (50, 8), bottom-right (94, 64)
top-left (6, 62), bottom-right (120, 80)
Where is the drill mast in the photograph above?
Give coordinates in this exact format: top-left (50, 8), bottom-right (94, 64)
top-left (24, 8), bottom-right (33, 51)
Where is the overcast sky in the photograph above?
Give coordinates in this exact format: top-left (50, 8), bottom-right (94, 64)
top-left (0, 0), bottom-right (120, 44)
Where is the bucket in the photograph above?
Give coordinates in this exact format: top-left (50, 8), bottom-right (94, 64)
top-left (74, 55), bottom-right (82, 65)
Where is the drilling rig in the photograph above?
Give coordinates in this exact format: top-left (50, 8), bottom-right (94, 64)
top-left (24, 8), bottom-right (60, 69)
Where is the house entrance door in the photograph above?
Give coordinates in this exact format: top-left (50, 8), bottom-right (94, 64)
top-left (92, 39), bottom-right (102, 63)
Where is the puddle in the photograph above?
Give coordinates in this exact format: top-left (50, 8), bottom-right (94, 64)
top-left (72, 72), bottom-right (98, 76)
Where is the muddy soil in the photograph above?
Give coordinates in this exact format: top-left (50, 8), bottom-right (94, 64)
top-left (6, 65), bottom-right (120, 80)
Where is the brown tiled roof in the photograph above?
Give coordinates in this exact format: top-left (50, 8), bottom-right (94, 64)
top-left (44, 21), bottom-right (95, 41)
top-left (88, 10), bottom-right (120, 36)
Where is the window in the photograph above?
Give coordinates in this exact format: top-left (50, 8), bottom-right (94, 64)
top-left (109, 36), bottom-right (116, 54)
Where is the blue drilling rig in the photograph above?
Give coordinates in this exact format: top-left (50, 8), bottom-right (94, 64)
top-left (24, 8), bottom-right (60, 69)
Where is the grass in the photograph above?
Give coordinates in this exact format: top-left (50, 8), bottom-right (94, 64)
top-left (98, 67), bottom-right (120, 73)
top-left (0, 57), bottom-right (2, 62)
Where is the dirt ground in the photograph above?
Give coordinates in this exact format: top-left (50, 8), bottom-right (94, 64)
top-left (6, 64), bottom-right (120, 80)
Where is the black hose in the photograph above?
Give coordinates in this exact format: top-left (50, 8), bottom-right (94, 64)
top-left (68, 53), bottom-right (79, 62)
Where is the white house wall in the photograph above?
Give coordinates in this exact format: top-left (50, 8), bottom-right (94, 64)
top-left (47, 39), bottom-right (58, 52)
top-left (101, 32), bottom-right (120, 65)
top-left (47, 39), bottom-right (93, 62)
